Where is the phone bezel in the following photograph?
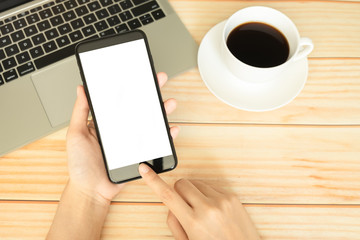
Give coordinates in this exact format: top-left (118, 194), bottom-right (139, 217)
top-left (75, 30), bottom-right (177, 184)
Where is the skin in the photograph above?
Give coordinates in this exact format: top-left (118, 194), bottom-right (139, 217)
top-left (139, 164), bottom-right (261, 240)
top-left (46, 72), bottom-right (260, 240)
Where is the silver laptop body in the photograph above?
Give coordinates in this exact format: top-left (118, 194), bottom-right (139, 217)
top-left (0, 0), bottom-right (198, 155)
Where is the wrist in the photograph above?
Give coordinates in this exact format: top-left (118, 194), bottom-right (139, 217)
top-left (66, 180), bottom-right (111, 208)
top-left (47, 181), bottom-right (110, 240)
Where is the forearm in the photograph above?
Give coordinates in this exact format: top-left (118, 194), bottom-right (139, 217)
top-left (47, 181), bottom-right (110, 240)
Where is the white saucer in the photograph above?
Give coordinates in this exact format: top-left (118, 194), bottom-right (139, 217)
top-left (198, 21), bottom-right (309, 112)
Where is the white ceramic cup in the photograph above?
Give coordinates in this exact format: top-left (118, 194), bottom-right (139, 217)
top-left (221, 6), bottom-right (314, 83)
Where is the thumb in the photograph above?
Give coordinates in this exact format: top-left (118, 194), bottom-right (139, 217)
top-left (69, 85), bottom-right (90, 133)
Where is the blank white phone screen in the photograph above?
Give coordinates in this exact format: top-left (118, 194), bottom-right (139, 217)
top-left (79, 39), bottom-right (172, 170)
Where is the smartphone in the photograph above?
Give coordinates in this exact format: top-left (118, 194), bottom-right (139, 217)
top-left (75, 30), bottom-right (177, 184)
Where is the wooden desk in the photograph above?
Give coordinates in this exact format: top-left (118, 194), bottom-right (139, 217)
top-left (1, 0), bottom-right (360, 239)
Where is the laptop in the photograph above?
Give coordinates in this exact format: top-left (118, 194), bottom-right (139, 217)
top-left (0, 0), bottom-right (198, 156)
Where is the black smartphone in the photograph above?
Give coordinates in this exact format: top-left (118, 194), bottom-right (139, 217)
top-left (75, 30), bottom-right (177, 184)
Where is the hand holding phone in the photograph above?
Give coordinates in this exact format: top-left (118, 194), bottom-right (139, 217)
top-left (75, 31), bottom-right (178, 184)
top-left (67, 72), bottom-right (178, 203)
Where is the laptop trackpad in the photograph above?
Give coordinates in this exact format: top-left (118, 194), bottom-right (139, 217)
top-left (31, 57), bottom-right (82, 127)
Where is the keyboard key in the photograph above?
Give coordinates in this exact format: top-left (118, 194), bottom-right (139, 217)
top-left (102, 29), bottom-right (115, 37)
top-left (39, 9), bottom-right (53, 19)
top-left (13, 18), bottom-right (27, 29)
top-left (87, 1), bottom-right (101, 11)
top-left (32, 33), bottom-right (46, 45)
top-left (139, 14), bottom-right (153, 25)
top-left (44, 2), bottom-right (56, 8)
top-left (64, 0), bottom-right (78, 10)
top-left (30, 46), bottom-right (45, 58)
top-left (119, 11), bottom-right (133, 21)
top-left (106, 15), bottom-right (120, 26)
top-left (82, 25), bottom-right (96, 36)
top-left (30, 6), bottom-right (42, 13)
top-left (3, 69), bottom-right (18, 82)
top-left (2, 57), bottom-right (17, 70)
top-left (5, 44), bottom-right (20, 57)
top-left (16, 51), bottom-right (31, 64)
top-left (128, 18), bottom-right (141, 29)
top-left (52, 4), bottom-right (66, 14)
top-left (45, 29), bottom-right (59, 40)
top-left (26, 14), bottom-right (40, 25)
top-left (43, 40), bottom-right (58, 53)
top-left (18, 39), bottom-right (33, 51)
top-left (131, 1), bottom-right (159, 17)
top-left (108, 4), bottom-right (121, 15)
top-left (96, 9), bottom-right (110, 20)
top-left (0, 75), bottom-right (3, 86)
top-left (24, 25), bottom-right (38, 37)
top-left (37, 20), bottom-right (51, 31)
top-left (58, 23), bottom-right (72, 35)
top-left (56, 35), bottom-right (71, 47)
top-left (5, 16), bottom-right (16, 23)
top-left (63, 10), bottom-right (77, 21)
top-left (100, 28), bottom-right (115, 37)
top-left (151, 9), bottom-right (165, 20)
top-left (75, 6), bottom-right (89, 16)
top-left (132, 0), bottom-right (150, 5)
top-left (83, 13), bottom-right (97, 24)
top-left (10, 30), bottom-right (25, 42)
top-left (0, 36), bottom-right (11, 48)
top-left (0, 23), bottom-right (15, 35)
top-left (0, 49), bottom-right (5, 60)
top-left (120, 0), bottom-right (133, 10)
top-left (115, 23), bottom-right (129, 33)
top-left (17, 11), bottom-right (30, 18)
top-left (17, 62), bottom-right (36, 76)
top-left (94, 20), bottom-right (109, 32)
top-left (71, 18), bottom-right (85, 29)
top-left (100, 0), bottom-right (113, 7)
top-left (34, 42), bottom-right (77, 69)
top-left (69, 30), bottom-right (84, 42)
top-left (77, 0), bottom-right (90, 4)
top-left (50, 15), bottom-right (64, 26)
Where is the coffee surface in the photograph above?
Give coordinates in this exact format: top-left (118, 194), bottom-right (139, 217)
top-left (226, 22), bottom-right (289, 68)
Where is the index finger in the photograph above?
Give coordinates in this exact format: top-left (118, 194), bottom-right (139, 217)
top-left (139, 163), bottom-right (192, 220)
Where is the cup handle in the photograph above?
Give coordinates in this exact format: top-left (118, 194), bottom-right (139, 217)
top-left (293, 37), bottom-right (314, 61)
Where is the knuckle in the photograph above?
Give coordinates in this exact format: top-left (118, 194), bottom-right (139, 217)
top-left (174, 178), bottom-right (187, 191)
top-left (160, 187), bottom-right (176, 202)
top-left (218, 194), bottom-right (237, 211)
top-left (166, 212), bottom-right (176, 225)
top-left (206, 205), bottom-right (222, 218)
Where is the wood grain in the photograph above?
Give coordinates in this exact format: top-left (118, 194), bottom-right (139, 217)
top-left (169, 0), bottom-right (360, 58)
top-left (163, 59), bottom-right (360, 125)
top-left (1, 124), bottom-right (359, 204)
top-left (1, 201), bottom-right (360, 240)
top-left (1, 1), bottom-right (359, 239)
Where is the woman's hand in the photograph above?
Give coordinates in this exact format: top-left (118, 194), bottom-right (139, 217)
top-left (139, 164), bottom-right (261, 240)
top-left (66, 72), bottom-right (179, 205)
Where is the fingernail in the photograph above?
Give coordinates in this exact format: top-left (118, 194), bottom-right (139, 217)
top-left (139, 163), bottom-right (150, 174)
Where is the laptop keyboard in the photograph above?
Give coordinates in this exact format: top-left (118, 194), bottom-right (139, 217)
top-left (0, 0), bottom-right (165, 86)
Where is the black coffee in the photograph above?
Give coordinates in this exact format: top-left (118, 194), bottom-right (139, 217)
top-left (226, 22), bottom-right (289, 68)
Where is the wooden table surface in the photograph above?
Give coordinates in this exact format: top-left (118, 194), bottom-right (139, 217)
top-left (1, 0), bottom-right (360, 239)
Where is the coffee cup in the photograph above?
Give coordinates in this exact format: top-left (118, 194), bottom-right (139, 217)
top-left (221, 6), bottom-right (314, 83)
